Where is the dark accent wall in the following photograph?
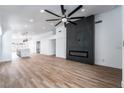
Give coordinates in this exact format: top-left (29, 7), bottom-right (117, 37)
top-left (66, 15), bottom-right (95, 65)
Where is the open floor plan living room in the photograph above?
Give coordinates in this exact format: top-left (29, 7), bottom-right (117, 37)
top-left (0, 5), bottom-right (124, 88)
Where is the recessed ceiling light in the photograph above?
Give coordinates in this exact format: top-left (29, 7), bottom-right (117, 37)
top-left (81, 8), bottom-right (85, 12)
top-left (40, 9), bottom-right (45, 13)
top-left (29, 19), bottom-right (34, 22)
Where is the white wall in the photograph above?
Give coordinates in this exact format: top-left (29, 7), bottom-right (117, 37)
top-left (56, 26), bottom-right (66, 58)
top-left (40, 39), bottom-right (55, 55)
top-left (28, 40), bottom-right (36, 54)
top-left (95, 6), bottom-right (122, 69)
top-left (0, 22), bottom-right (2, 57)
top-left (1, 31), bottom-right (12, 61)
top-left (50, 39), bottom-right (56, 55)
top-left (0, 36), bottom-right (2, 57)
top-left (30, 31), bottom-right (56, 55)
top-left (122, 5), bottom-right (124, 88)
top-left (30, 26), bottom-right (66, 59)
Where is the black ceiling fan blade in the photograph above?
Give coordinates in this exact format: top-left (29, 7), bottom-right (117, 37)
top-left (68, 21), bottom-right (77, 25)
top-left (45, 10), bottom-right (61, 17)
top-left (55, 21), bottom-right (62, 26)
top-left (64, 22), bottom-right (66, 27)
top-left (46, 19), bottom-right (60, 21)
top-left (70, 16), bottom-right (85, 19)
top-left (61, 5), bottom-right (65, 15)
top-left (68, 5), bottom-right (83, 17)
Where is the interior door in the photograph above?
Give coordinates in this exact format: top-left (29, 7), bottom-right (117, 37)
top-left (36, 41), bottom-right (40, 53)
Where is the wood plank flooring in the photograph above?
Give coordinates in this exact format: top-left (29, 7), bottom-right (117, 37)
top-left (0, 54), bottom-right (122, 88)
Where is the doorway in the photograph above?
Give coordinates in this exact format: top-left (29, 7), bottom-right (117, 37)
top-left (51, 39), bottom-right (56, 56)
top-left (36, 41), bottom-right (40, 53)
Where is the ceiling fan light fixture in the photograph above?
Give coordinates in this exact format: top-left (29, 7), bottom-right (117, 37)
top-left (29, 19), bottom-right (34, 22)
top-left (40, 9), bottom-right (45, 13)
top-left (62, 18), bottom-right (67, 22)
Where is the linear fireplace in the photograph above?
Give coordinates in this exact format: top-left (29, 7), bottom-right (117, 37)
top-left (69, 50), bottom-right (88, 58)
top-left (66, 15), bottom-right (94, 65)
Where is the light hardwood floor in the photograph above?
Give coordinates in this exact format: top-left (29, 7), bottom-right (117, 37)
top-left (0, 54), bottom-right (122, 88)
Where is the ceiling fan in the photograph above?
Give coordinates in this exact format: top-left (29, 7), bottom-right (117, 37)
top-left (44, 5), bottom-right (85, 27)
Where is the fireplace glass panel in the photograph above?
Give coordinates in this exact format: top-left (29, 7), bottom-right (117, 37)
top-left (69, 50), bottom-right (88, 58)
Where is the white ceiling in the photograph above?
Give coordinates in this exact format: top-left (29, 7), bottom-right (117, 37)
top-left (0, 5), bottom-right (118, 35)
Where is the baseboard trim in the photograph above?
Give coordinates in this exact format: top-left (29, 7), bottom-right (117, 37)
top-left (122, 81), bottom-right (124, 88)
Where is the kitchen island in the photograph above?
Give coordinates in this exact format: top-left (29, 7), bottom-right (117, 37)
top-left (17, 48), bottom-right (30, 57)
